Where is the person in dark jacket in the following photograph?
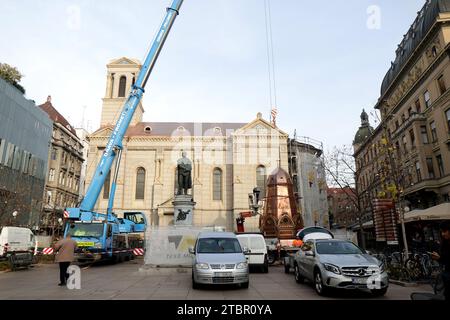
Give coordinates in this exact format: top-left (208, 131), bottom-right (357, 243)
top-left (431, 221), bottom-right (450, 300)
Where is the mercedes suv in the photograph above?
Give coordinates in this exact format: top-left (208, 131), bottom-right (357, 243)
top-left (293, 239), bottom-right (388, 296)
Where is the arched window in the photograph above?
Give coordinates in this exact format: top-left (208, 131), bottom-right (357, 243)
top-left (118, 76), bottom-right (127, 97)
top-left (135, 167), bottom-right (146, 200)
top-left (103, 170), bottom-right (111, 199)
top-left (213, 168), bottom-right (222, 201)
top-left (256, 165), bottom-right (266, 198)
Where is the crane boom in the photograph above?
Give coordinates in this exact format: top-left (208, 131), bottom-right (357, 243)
top-left (75, 0), bottom-right (184, 214)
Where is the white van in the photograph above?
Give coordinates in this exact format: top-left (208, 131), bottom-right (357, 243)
top-left (236, 233), bottom-right (268, 273)
top-left (0, 227), bottom-right (35, 254)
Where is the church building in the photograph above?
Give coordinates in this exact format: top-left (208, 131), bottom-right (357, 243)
top-left (86, 57), bottom-right (291, 232)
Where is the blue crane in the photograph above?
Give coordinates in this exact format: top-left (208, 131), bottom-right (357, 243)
top-left (63, 0), bottom-right (184, 264)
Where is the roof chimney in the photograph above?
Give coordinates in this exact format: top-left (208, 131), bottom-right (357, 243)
top-left (47, 95), bottom-right (52, 103)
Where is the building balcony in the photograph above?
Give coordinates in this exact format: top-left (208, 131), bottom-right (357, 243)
top-left (403, 174), bottom-right (450, 196)
top-left (391, 113), bottom-right (426, 139)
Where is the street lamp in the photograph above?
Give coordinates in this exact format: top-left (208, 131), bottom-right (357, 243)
top-left (57, 218), bottom-right (64, 237)
top-left (12, 211), bottom-right (18, 226)
top-left (248, 187), bottom-right (262, 215)
top-left (238, 187), bottom-right (263, 233)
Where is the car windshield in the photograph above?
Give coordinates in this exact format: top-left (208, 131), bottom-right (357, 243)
top-left (197, 238), bottom-right (242, 254)
top-left (68, 224), bottom-right (104, 238)
top-left (316, 241), bottom-right (363, 255)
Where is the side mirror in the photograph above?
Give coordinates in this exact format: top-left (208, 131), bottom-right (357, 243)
top-left (188, 247), bottom-right (195, 255)
top-left (366, 250), bottom-right (372, 255)
top-left (305, 251), bottom-right (315, 257)
top-left (243, 247), bottom-right (251, 255)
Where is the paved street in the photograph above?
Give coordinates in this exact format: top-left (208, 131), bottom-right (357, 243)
top-left (0, 260), bottom-right (433, 300)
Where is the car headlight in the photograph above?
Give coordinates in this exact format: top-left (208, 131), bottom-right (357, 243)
top-left (196, 263), bottom-right (209, 270)
top-left (323, 263), bottom-right (341, 275)
top-left (94, 243), bottom-right (102, 249)
top-left (236, 262), bottom-right (248, 269)
top-left (379, 262), bottom-right (385, 273)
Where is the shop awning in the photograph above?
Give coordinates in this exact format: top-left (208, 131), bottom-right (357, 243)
top-left (404, 203), bottom-right (450, 223)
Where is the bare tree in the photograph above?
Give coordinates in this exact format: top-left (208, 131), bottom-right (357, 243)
top-left (324, 145), bottom-right (381, 249)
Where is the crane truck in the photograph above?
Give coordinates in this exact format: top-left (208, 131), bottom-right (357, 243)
top-left (63, 0), bottom-right (184, 264)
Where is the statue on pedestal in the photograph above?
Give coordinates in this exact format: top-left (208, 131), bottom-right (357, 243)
top-left (177, 151), bottom-right (192, 195)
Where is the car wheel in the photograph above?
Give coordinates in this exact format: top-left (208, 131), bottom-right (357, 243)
top-left (192, 272), bottom-right (200, 290)
top-left (284, 261), bottom-right (290, 273)
top-left (263, 263), bottom-right (269, 274)
top-left (111, 255), bottom-right (119, 264)
top-left (314, 271), bottom-right (328, 296)
top-left (294, 264), bottom-right (304, 284)
top-left (267, 253), bottom-right (276, 265)
top-left (371, 287), bottom-right (388, 297)
top-left (241, 281), bottom-right (249, 289)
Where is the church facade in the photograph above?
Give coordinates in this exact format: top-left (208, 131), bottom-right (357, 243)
top-left (86, 57), bottom-right (290, 232)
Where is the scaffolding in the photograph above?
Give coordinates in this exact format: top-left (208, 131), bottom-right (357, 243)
top-left (288, 136), bottom-right (329, 228)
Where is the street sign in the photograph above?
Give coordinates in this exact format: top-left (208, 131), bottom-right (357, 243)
top-left (373, 198), bottom-right (399, 243)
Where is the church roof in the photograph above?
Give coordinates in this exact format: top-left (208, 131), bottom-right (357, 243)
top-left (124, 122), bottom-right (246, 137)
top-left (380, 0), bottom-right (450, 97)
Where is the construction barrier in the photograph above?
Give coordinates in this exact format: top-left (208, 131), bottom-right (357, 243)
top-left (133, 248), bottom-right (144, 256)
top-left (42, 248), bottom-right (54, 255)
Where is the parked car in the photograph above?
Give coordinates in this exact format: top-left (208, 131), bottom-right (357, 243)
top-left (284, 227), bottom-right (333, 273)
top-left (236, 233), bottom-right (269, 273)
top-left (189, 232), bottom-right (249, 289)
top-left (0, 227), bottom-right (35, 269)
top-left (293, 239), bottom-right (388, 296)
top-left (296, 226), bottom-right (334, 241)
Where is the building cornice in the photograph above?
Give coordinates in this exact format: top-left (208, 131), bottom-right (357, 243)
top-left (376, 19), bottom-right (450, 109)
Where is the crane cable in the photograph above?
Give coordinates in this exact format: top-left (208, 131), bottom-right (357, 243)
top-left (264, 0), bottom-right (278, 126)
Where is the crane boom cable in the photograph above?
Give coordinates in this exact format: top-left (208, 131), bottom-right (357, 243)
top-left (267, 0), bottom-right (277, 108)
top-left (264, 0), bottom-right (273, 122)
top-left (264, 0), bottom-right (278, 124)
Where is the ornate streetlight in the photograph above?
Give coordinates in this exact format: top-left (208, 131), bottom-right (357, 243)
top-left (12, 211), bottom-right (18, 226)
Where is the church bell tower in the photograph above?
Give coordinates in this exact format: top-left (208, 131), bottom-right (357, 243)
top-left (100, 57), bottom-right (144, 127)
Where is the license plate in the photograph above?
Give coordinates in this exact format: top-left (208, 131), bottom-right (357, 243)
top-left (77, 242), bottom-right (94, 247)
top-left (214, 272), bottom-right (232, 277)
top-left (352, 278), bottom-right (367, 285)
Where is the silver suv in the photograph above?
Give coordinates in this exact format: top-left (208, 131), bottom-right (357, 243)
top-left (293, 239), bottom-right (389, 296)
top-left (189, 232), bottom-right (249, 289)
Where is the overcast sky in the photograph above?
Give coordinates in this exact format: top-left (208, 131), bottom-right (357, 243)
top-left (0, 0), bottom-right (425, 151)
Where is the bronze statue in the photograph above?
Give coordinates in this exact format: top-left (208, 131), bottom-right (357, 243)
top-left (177, 151), bottom-right (192, 195)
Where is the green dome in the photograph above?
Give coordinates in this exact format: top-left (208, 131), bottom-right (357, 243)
top-left (353, 109), bottom-right (374, 145)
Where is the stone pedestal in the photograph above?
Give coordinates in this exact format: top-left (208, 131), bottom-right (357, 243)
top-left (172, 195), bottom-right (196, 226)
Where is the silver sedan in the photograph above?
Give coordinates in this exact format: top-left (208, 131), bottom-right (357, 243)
top-left (293, 239), bottom-right (389, 296)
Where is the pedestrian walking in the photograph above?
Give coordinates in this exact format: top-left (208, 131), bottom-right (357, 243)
top-left (431, 221), bottom-right (450, 300)
top-left (54, 234), bottom-right (77, 286)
